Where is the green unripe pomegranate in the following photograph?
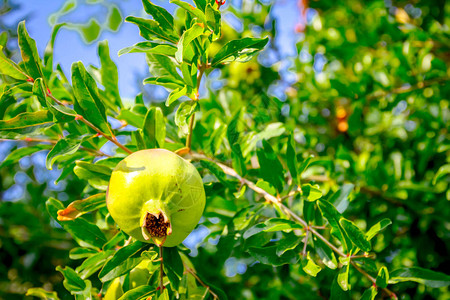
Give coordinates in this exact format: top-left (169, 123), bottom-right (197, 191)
top-left (106, 149), bottom-right (205, 247)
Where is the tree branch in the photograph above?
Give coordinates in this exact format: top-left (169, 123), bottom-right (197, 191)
top-left (46, 93), bottom-right (133, 154)
top-left (190, 152), bottom-right (396, 298)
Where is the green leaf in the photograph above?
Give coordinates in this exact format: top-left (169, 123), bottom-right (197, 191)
top-left (256, 140), bottom-right (284, 192)
top-left (302, 183), bottom-right (322, 201)
top-left (131, 130), bottom-right (146, 150)
top-left (175, 23), bottom-right (205, 63)
top-left (98, 40), bottom-right (123, 109)
top-left (276, 233), bottom-right (302, 256)
top-left (376, 266), bottom-right (389, 288)
top-left (103, 232), bottom-right (126, 251)
top-left (73, 160), bottom-right (112, 190)
top-left (313, 236), bottom-right (338, 269)
top-left (433, 164), bottom-right (450, 185)
top-left (248, 245), bottom-right (299, 266)
top-left (117, 109), bottom-right (145, 128)
top-left (46, 138), bottom-right (82, 170)
top-left (71, 61), bottom-right (111, 134)
top-left (330, 274), bottom-right (350, 300)
top-left (118, 286), bottom-right (155, 300)
top-left (0, 45), bottom-right (28, 80)
top-left (26, 288), bottom-right (60, 300)
top-left (329, 183), bottom-right (354, 213)
top-left (227, 110), bottom-right (246, 175)
top-left (118, 42), bottom-right (177, 57)
top-left (166, 86), bottom-right (187, 106)
top-left (339, 218), bottom-right (371, 252)
top-left (170, 0), bottom-right (206, 24)
top-left (301, 254), bottom-right (322, 277)
top-left (211, 37), bottom-right (269, 66)
top-left (143, 76), bottom-right (185, 90)
top-left (125, 16), bottom-right (178, 44)
top-left (44, 23), bottom-right (66, 72)
top-left (163, 247), bottom-right (184, 290)
top-left (56, 266), bottom-right (91, 296)
top-left (0, 110), bottom-right (53, 130)
top-left (146, 53), bottom-right (183, 81)
top-left (99, 241), bottom-right (148, 282)
top-left (200, 159), bottom-right (235, 187)
top-left (360, 286), bottom-right (377, 300)
top-left (205, 4), bottom-right (221, 41)
top-left (286, 134), bottom-right (298, 184)
top-left (106, 5), bottom-right (122, 32)
top-left (244, 218), bottom-right (303, 239)
top-left (143, 106), bottom-right (165, 148)
top-left (365, 218), bottom-right (392, 241)
top-left (142, 0), bottom-right (174, 31)
top-left (298, 155), bottom-right (313, 176)
top-left (255, 179), bottom-right (276, 195)
top-left (69, 248), bottom-right (98, 260)
top-left (388, 267), bottom-right (450, 288)
top-left (1, 144), bottom-right (51, 168)
top-left (18, 21), bottom-right (44, 80)
top-left (337, 264), bottom-right (351, 291)
top-left (76, 250), bottom-right (113, 279)
top-left (241, 122), bottom-right (285, 157)
top-left (47, 198), bottom-right (107, 249)
top-left (175, 101), bottom-right (198, 134)
top-left (56, 193), bottom-right (106, 221)
top-left (317, 200), bottom-right (351, 253)
top-left (78, 18), bottom-right (102, 44)
top-left (193, 0), bottom-right (207, 12)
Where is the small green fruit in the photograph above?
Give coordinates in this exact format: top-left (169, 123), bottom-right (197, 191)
top-left (107, 149), bottom-right (205, 247)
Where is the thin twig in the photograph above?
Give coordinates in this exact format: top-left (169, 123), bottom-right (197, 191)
top-left (159, 246), bottom-right (164, 294)
top-left (184, 264), bottom-right (219, 299)
top-left (47, 93), bottom-right (133, 154)
top-left (302, 228), bottom-right (310, 257)
top-left (77, 115), bottom-right (132, 154)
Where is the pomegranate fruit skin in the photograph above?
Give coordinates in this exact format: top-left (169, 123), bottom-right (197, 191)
top-left (106, 149), bottom-right (205, 247)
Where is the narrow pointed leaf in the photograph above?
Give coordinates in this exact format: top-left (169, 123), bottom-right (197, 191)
top-left (57, 193), bottom-right (106, 221)
top-left (18, 21), bottom-right (44, 80)
top-left (0, 45), bottom-right (28, 80)
top-left (143, 106), bottom-right (165, 148)
top-left (170, 0), bottom-right (206, 23)
top-left (46, 138), bottom-right (82, 170)
top-left (142, 0), bottom-right (174, 30)
top-left (71, 61), bottom-right (110, 134)
top-left (365, 218), bottom-right (392, 241)
top-left (118, 42), bottom-right (177, 57)
top-left (211, 37), bottom-right (269, 66)
top-left (256, 140), bottom-right (284, 192)
top-left (98, 40), bottom-right (122, 109)
top-left (175, 101), bottom-right (198, 134)
top-left (339, 218), bottom-right (371, 252)
top-left (388, 267), bottom-right (450, 288)
top-left (126, 16), bottom-right (178, 43)
top-left (166, 86), bottom-right (187, 106)
top-left (376, 266), bottom-right (389, 288)
top-left (175, 23), bottom-right (204, 63)
top-left (0, 110), bottom-right (53, 130)
top-left (47, 198), bottom-right (107, 249)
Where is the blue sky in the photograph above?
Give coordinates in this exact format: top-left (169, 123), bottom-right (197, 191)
top-left (3, 0), bottom-right (301, 100)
